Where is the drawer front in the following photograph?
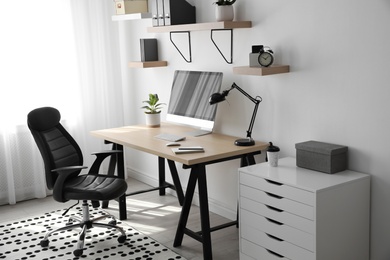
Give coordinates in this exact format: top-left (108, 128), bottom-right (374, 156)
top-left (241, 239), bottom-right (293, 260)
top-left (240, 185), bottom-right (314, 220)
top-left (241, 209), bottom-right (314, 251)
top-left (240, 173), bottom-right (314, 206)
top-left (241, 224), bottom-right (314, 260)
top-left (240, 197), bottom-right (315, 234)
top-left (240, 252), bottom-right (255, 260)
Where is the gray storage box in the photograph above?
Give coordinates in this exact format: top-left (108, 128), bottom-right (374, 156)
top-left (295, 141), bottom-right (348, 174)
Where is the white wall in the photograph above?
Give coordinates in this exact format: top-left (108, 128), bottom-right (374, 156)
top-left (118, 1), bottom-right (390, 259)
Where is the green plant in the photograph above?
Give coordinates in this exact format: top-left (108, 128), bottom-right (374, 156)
top-left (141, 93), bottom-right (165, 114)
top-left (213, 0), bottom-right (236, 6)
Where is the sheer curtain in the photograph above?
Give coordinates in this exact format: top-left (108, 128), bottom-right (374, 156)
top-left (0, 0), bottom-right (126, 205)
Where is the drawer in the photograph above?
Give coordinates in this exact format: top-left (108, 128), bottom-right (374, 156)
top-left (241, 239), bottom-right (293, 260)
top-left (241, 209), bottom-right (314, 251)
top-left (240, 197), bottom-right (315, 234)
top-left (240, 252), bottom-right (255, 260)
top-left (240, 173), bottom-right (314, 206)
top-left (241, 224), bottom-right (314, 260)
top-left (240, 185), bottom-right (314, 220)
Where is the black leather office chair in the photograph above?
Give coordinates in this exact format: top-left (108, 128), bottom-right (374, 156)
top-left (27, 107), bottom-right (128, 257)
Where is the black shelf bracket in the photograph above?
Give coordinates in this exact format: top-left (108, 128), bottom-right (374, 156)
top-left (210, 29), bottom-right (233, 64)
top-left (170, 31), bottom-right (192, 63)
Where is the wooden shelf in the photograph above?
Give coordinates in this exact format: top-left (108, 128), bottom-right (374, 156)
top-left (233, 65), bottom-right (290, 76)
top-left (147, 21), bottom-right (252, 33)
top-left (112, 13), bottom-right (152, 21)
top-left (147, 21), bottom-right (252, 63)
top-left (128, 61), bottom-right (168, 68)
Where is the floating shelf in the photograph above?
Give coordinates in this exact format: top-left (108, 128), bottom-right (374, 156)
top-left (147, 21), bottom-right (252, 63)
top-left (128, 61), bottom-right (168, 68)
top-left (233, 65), bottom-right (290, 76)
top-left (147, 21), bottom-right (251, 33)
top-left (112, 13), bottom-right (152, 21)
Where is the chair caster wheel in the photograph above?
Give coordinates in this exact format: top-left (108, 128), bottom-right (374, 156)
top-left (74, 249), bottom-right (84, 257)
top-left (40, 239), bottom-right (49, 247)
top-left (117, 235), bottom-right (126, 243)
top-left (108, 220), bottom-right (117, 225)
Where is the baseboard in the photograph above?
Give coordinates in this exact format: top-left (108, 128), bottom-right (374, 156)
top-left (127, 167), bottom-right (236, 221)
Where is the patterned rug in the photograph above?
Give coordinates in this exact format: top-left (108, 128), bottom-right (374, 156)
top-left (0, 206), bottom-right (185, 260)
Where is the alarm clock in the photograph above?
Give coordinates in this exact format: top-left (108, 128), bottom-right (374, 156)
top-left (258, 47), bottom-right (274, 67)
top-left (249, 45), bottom-right (274, 67)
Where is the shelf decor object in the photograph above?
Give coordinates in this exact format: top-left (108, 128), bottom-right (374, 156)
top-left (114, 0), bottom-right (148, 15)
top-left (215, 5), bottom-right (234, 21)
top-left (209, 82), bottom-right (262, 146)
top-left (151, 0), bottom-right (196, 27)
top-left (214, 0), bottom-right (236, 22)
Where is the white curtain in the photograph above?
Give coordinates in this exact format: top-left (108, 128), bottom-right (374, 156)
top-left (0, 0), bottom-right (126, 205)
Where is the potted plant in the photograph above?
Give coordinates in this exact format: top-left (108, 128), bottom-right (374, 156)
top-left (141, 93), bottom-right (165, 127)
top-left (213, 0), bottom-right (236, 21)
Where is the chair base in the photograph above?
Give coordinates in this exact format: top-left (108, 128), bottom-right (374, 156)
top-left (40, 200), bottom-right (127, 257)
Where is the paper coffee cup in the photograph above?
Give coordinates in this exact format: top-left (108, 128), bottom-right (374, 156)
top-left (267, 142), bottom-right (280, 167)
top-left (267, 151), bottom-right (279, 167)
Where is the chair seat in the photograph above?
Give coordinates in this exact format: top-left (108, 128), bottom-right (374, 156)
top-left (63, 175), bottom-right (127, 201)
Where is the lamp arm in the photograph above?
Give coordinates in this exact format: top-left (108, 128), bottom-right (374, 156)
top-left (230, 83), bottom-right (262, 139)
top-left (231, 82), bottom-right (260, 104)
top-left (246, 101), bottom-right (260, 139)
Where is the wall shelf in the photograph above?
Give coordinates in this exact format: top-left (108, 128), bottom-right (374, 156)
top-left (147, 21), bottom-right (252, 33)
top-left (233, 65), bottom-right (290, 76)
top-left (147, 21), bottom-right (252, 63)
top-left (112, 13), bottom-right (152, 21)
top-left (128, 61), bottom-right (168, 68)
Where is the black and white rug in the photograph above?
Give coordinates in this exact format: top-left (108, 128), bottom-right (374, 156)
top-left (0, 206), bottom-right (185, 260)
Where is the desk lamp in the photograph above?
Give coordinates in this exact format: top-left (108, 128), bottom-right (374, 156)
top-left (209, 82), bottom-right (262, 146)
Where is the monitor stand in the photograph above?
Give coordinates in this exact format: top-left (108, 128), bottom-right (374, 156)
top-left (185, 129), bottom-right (212, 137)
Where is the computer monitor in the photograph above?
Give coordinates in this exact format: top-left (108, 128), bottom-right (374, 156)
top-left (166, 70), bottom-right (223, 134)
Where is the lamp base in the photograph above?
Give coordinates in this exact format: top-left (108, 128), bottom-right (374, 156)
top-left (234, 138), bottom-right (255, 146)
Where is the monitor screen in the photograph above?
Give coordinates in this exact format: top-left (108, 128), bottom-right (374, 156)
top-left (166, 70), bottom-right (223, 132)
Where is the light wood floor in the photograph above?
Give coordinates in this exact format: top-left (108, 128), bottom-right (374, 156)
top-left (0, 178), bottom-right (239, 260)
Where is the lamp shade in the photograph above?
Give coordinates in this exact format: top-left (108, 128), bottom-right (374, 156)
top-left (209, 92), bottom-right (228, 105)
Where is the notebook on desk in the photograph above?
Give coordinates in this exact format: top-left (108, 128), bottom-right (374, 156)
top-left (172, 146), bottom-right (204, 154)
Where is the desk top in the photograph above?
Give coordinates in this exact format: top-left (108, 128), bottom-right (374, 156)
top-left (91, 122), bottom-right (269, 165)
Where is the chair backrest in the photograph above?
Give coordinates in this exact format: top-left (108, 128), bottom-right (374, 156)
top-left (27, 107), bottom-right (83, 190)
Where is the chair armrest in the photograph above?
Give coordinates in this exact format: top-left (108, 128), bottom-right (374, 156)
top-left (52, 166), bottom-right (88, 202)
top-left (91, 150), bottom-right (122, 156)
top-left (52, 165), bottom-right (88, 173)
top-left (89, 150), bottom-right (123, 175)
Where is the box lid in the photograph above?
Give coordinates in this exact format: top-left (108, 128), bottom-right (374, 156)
top-left (295, 140), bottom-right (348, 155)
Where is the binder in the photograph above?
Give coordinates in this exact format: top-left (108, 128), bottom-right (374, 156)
top-left (151, 0), bottom-right (195, 26)
top-left (164, 0), bottom-right (195, 26)
top-left (151, 0), bottom-right (164, 26)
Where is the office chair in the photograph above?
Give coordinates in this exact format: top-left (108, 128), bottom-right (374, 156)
top-left (27, 107), bottom-right (128, 257)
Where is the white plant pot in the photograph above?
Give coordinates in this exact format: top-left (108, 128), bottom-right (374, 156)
top-left (215, 5), bottom-right (234, 22)
top-left (145, 113), bottom-right (161, 127)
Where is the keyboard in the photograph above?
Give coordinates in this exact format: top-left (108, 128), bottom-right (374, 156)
top-left (154, 133), bottom-right (186, 142)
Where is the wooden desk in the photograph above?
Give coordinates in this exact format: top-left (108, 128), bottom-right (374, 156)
top-left (91, 122), bottom-right (268, 260)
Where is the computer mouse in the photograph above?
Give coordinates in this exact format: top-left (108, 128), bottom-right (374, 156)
top-left (166, 142), bottom-right (181, 147)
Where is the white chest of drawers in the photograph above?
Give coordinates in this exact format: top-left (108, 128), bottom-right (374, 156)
top-left (238, 157), bottom-right (370, 260)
